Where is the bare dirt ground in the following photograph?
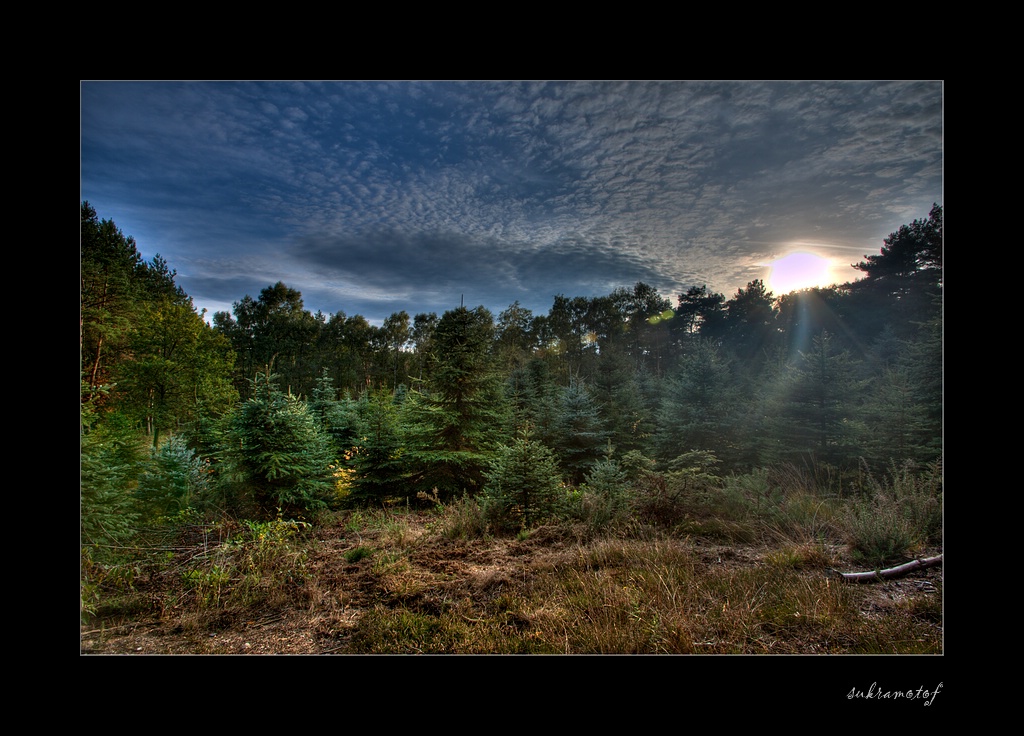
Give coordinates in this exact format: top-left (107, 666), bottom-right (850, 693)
top-left (80, 513), bottom-right (942, 655)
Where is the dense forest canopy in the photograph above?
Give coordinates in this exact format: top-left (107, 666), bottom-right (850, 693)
top-left (81, 200), bottom-right (942, 522)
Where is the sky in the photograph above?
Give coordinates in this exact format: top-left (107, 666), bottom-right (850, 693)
top-left (80, 80), bottom-right (943, 326)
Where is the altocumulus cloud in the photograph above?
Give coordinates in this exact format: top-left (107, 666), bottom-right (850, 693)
top-left (291, 228), bottom-right (669, 317)
top-left (81, 80), bottom-right (942, 324)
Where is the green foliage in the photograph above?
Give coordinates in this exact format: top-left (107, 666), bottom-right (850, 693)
top-left (495, 301), bottom-right (538, 373)
top-left (308, 370), bottom-right (361, 452)
top-left (482, 427), bottom-right (564, 531)
top-left (841, 460), bottom-right (942, 566)
top-left (345, 546), bottom-right (374, 563)
top-left (81, 389), bottom-right (143, 555)
top-left (506, 357), bottom-right (561, 441)
top-left (577, 447), bottom-right (631, 530)
top-left (220, 372), bottom-right (336, 517)
top-left (721, 278), bottom-right (778, 367)
top-left (701, 465), bottom-right (845, 545)
top-left (80, 205), bottom-right (942, 551)
top-left (81, 391), bottom-right (148, 620)
top-left (82, 203), bottom-right (235, 447)
top-left (844, 205), bottom-right (942, 344)
top-left (619, 449), bottom-right (656, 480)
top-left (178, 515), bottom-right (312, 611)
top-left (80, 543), bottom-right (155, 623)
top-left (673, 284), bottom-right (726, 340)
top-left (551, 379), bottom-right (608, 484)
top-left (795, 331), bottom-right (863, 460)
top-left (216, 282), bottom-right (322, 400)
top-left (349, 388), bottom-right (408, 504)
top-left (116, 297), bottom-right (237, 446)
top-left (81, 202), bottom-right (146, 394)
top-left (842, 502), bottom-right (919, 567)
top-left (377, 310), bottom-right (412, 388)
top-left (622, 450), bottom-right (727, 532)
top-left (656, 339), bottom-right (737, 466)
top-left (182, 565), bottom-right (231, 609)
top-left (664, 449), bottom-right (723, 504)
top-left (590, 349), bottom-right (652, 455)
top-left (854, 204), bottom-right (942, 282)
top-left (136, 435), bottom-right (212, 519)
top-left (720, 468), bottom-right (780, 520)
top-left (858, 322), bottom-right (942, 469)
top-left (426, 491), bottom-right (489, 540)
top-left (403, 306), bottom-right (509, 499)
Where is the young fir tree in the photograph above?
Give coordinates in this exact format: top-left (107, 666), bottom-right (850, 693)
top-left (350, 388), bottom-right (408, 504)
top-left (506, 357), bottom-right (561, 444)
top-left (551, 379), bottom-right (607, 485)
top-left (81, 388), bottom-right (143, 557)
top-left (221, 371), bottom-right (335, 517)
top-left (581, 446), bottom-right (630, 528)
top-left (308, 370), bottom-right (361, 456)
top-left (858, 365), bottom-right (934, 469)
top-left (483, 426), bottom-right (563, 531)
top-left (135, 435), bottom-right (212, 520)
top-left (655, 338), bottom-right (738, 468)
top-left (590, 347), bottom-right (651, 456)
top-left (766, 330), bottom-right (865, 467)
top-left (857, 307), bottom-right (941, 471)
top-left (403, 306), bottom-right (508, 499)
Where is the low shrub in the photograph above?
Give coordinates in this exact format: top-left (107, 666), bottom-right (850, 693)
top-left (429, 492), bottom-right (489, 540)
top-left (841, 460), bottom-right (942, 566)
top-left (344, 546), bottom-right (373, 563)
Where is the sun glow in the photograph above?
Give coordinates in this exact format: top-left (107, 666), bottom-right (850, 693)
top-left (766, 252), bottom-right (834, 294)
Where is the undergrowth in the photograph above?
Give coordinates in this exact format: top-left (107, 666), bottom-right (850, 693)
top-left (82, 458), bottom-right (942, 654)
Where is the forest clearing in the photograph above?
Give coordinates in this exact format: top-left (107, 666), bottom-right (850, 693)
top-left (81, 471), bottom-right (943, 656)
top-left (81, 204), bottom-right (942, 656)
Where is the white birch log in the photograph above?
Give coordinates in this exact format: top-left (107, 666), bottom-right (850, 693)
top-left (835, 554), bottom-right (943, 583)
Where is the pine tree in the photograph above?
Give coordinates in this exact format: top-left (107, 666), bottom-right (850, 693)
top-left (858, 308), bottom-right (942, 468)
top-left (506, 357), bottom-right (560, 443)
top-left (858, 366), bottom-right (933, 468)
top-left (81, 202), bottom-right (145, 397)
top-left (721, 279), bottom-right (779, 371)
top-left (591, 348), bottom-right (651, 456)
top-left (846, 205), bottom-right (942, 343)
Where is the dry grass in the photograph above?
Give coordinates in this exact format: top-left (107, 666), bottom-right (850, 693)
top-left (82, 492), bottom-right (942, 655)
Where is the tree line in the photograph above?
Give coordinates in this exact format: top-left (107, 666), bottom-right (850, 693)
top-left (81, 200), bottom-right (942, 530)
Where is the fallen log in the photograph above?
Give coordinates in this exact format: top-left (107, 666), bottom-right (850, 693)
top-left (835, 554), bottom-right (943, 583)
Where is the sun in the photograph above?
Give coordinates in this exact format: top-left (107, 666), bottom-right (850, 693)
top-left (766, 252), bottom-right (834, 294)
